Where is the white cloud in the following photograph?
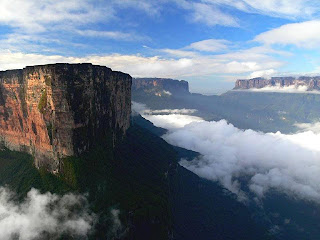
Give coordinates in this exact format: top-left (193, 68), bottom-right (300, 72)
top-left (76, 30), bottom-right (148, 41)
top-left (254, 20), bottom-right (320, 48)
top-left (109, 208), bottom-right (126, 238)
top-left (0, 187), bottom-right (95, 240)
top-left (187, 39), bottom-right (230, 52)
top-left (154, 117), bottom-right (320, 203)
top-left (145, 109), bottom-right (197, 115)
top-left (144, 114), bottom-right (204, 129)
top-left (249, 69), bottom-right (277, 78)
top-left (236, 84), bottom-right (320, 94)
top-left (161, 49), bottom-right (198, 58)
top-left (0, 50), bottom-right (284, 79)
top-left (131, 101), bottom-right (202, 129)
top-left (171, 0), bottom-right (239, 27)
top-left (294, 122), bottom-right (320, 133)
top-left (163, 90), bottom-right (172, 95)
top-left (190, 3), bottom-right (239, 27)
top-left (131, 102), bottom-right (148, 116)
top-left (207, 0), bottom-right (320, 19)
top-left (0, 0), bottom-right (112, 32)
top-left (112, 0), bottom-right (161, 16)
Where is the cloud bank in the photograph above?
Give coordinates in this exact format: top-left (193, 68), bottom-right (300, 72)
top-left (132, 101), bottom-right (203, 129)
top-left (0, 188), bottom-right (95, 240)
top-left (155, 118), bottom-right (320, 203)
top-left (294, 122), bottom-right (320, 134)
top-left (235, 84), bottom-right (320, 94)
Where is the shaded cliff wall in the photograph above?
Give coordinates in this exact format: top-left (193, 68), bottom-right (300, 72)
top-left (133, 78), bottom-right (189, 95)
top-left (0, 63), bottom-right (132, 171)
top-left (234, 76), bottom-right (320, 90)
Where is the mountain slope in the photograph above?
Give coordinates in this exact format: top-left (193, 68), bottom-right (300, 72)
top-left (0, 124), bottom-right (176, 239)
top-left (133, 115), bottom-right (272, 240)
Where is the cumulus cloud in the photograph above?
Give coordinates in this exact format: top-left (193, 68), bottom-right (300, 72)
top-left (0, 50), bottom-right (284, 80)
top-left (156, 118), bottom-right (320, 203)
top-left (254, 20), bottom-right (320, 48)
top-left (0, 187), bottom-right (95, 240)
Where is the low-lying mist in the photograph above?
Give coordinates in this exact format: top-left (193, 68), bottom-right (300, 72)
top-left (234, 85), bottom-right (320, 94)
top-left (133, 102), bottom-right (320, 204)
top-left (164, 120), bottom-right (320, 203)
top-left (132, 101), bottom-right (203, 129)
top-left (0, 188), bottom-right (95, 240)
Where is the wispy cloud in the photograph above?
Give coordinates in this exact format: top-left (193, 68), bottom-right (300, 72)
top-left (187, 39), bottom-right (231, 52)
top-left (76, 30), bottom-right (149, 41)
top-left (172, 0), bottom-right (239, 27)
top-left (0, 0), bottom-right (113, 32)
top-left (206, 0), bottom-right (320, 19)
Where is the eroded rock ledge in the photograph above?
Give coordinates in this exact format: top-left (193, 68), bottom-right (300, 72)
top-left (0, 63), bottom-right (132, 172)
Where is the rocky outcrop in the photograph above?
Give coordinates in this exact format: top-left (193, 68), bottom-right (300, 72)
top-left (0, 63), bottom-right (131, 172)
top-left (234, 76), bottom-right (320, 90)
top-left (132, 78), bottom-right (189, 96)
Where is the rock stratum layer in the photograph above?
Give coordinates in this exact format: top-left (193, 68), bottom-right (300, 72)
top-left (234, 76), bottom-right (320, 90)
top-left (133, 78), bottom-right (189, 95)
top-left (0, 63), bottom-right (131, 172)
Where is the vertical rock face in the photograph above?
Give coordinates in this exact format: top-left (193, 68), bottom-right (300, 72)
top-left (132, 78), bottom-right (189, 95)
top-left (234, 76), bottom-right (320, 90)
top-left (0, 63), bottom-right (132, 172)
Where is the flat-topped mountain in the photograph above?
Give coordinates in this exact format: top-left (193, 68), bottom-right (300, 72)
top-left (0, 63), bottom-right (131, 172)
top-left (234, 76), bottom-right (320, 90)
top-left (133, 78), bottom-right (189, 96)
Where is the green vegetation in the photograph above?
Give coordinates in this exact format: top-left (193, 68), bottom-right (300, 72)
top-left (0, 125), bottom-right (177, 239)
top-left (44, 76), bottom-right (51, 86)
top-left (38, 89), bottom-right (47, 113)
top-left (0, 148), bottom-right (72, 196)
top-left (46, 122), bottom-right (54, 145)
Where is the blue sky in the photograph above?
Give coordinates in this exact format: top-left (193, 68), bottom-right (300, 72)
top-left (1, 0), bottom-right (320, 93)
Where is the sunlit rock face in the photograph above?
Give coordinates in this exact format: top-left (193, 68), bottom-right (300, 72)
top-left (234, 76), bottom-right (320, 90)
top-left (0, 63), bottom-right (132, 172)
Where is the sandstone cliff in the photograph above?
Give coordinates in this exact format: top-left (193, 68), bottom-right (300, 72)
top-left (234, 76), bottom-right (320, 90)
top-left (132, 78), bottom-right (189, 96)
top-left (0, 63), bottom-right (132, 172)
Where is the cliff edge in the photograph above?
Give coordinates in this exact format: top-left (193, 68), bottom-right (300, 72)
top-left (0, 63), bottom-right (132, 172)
